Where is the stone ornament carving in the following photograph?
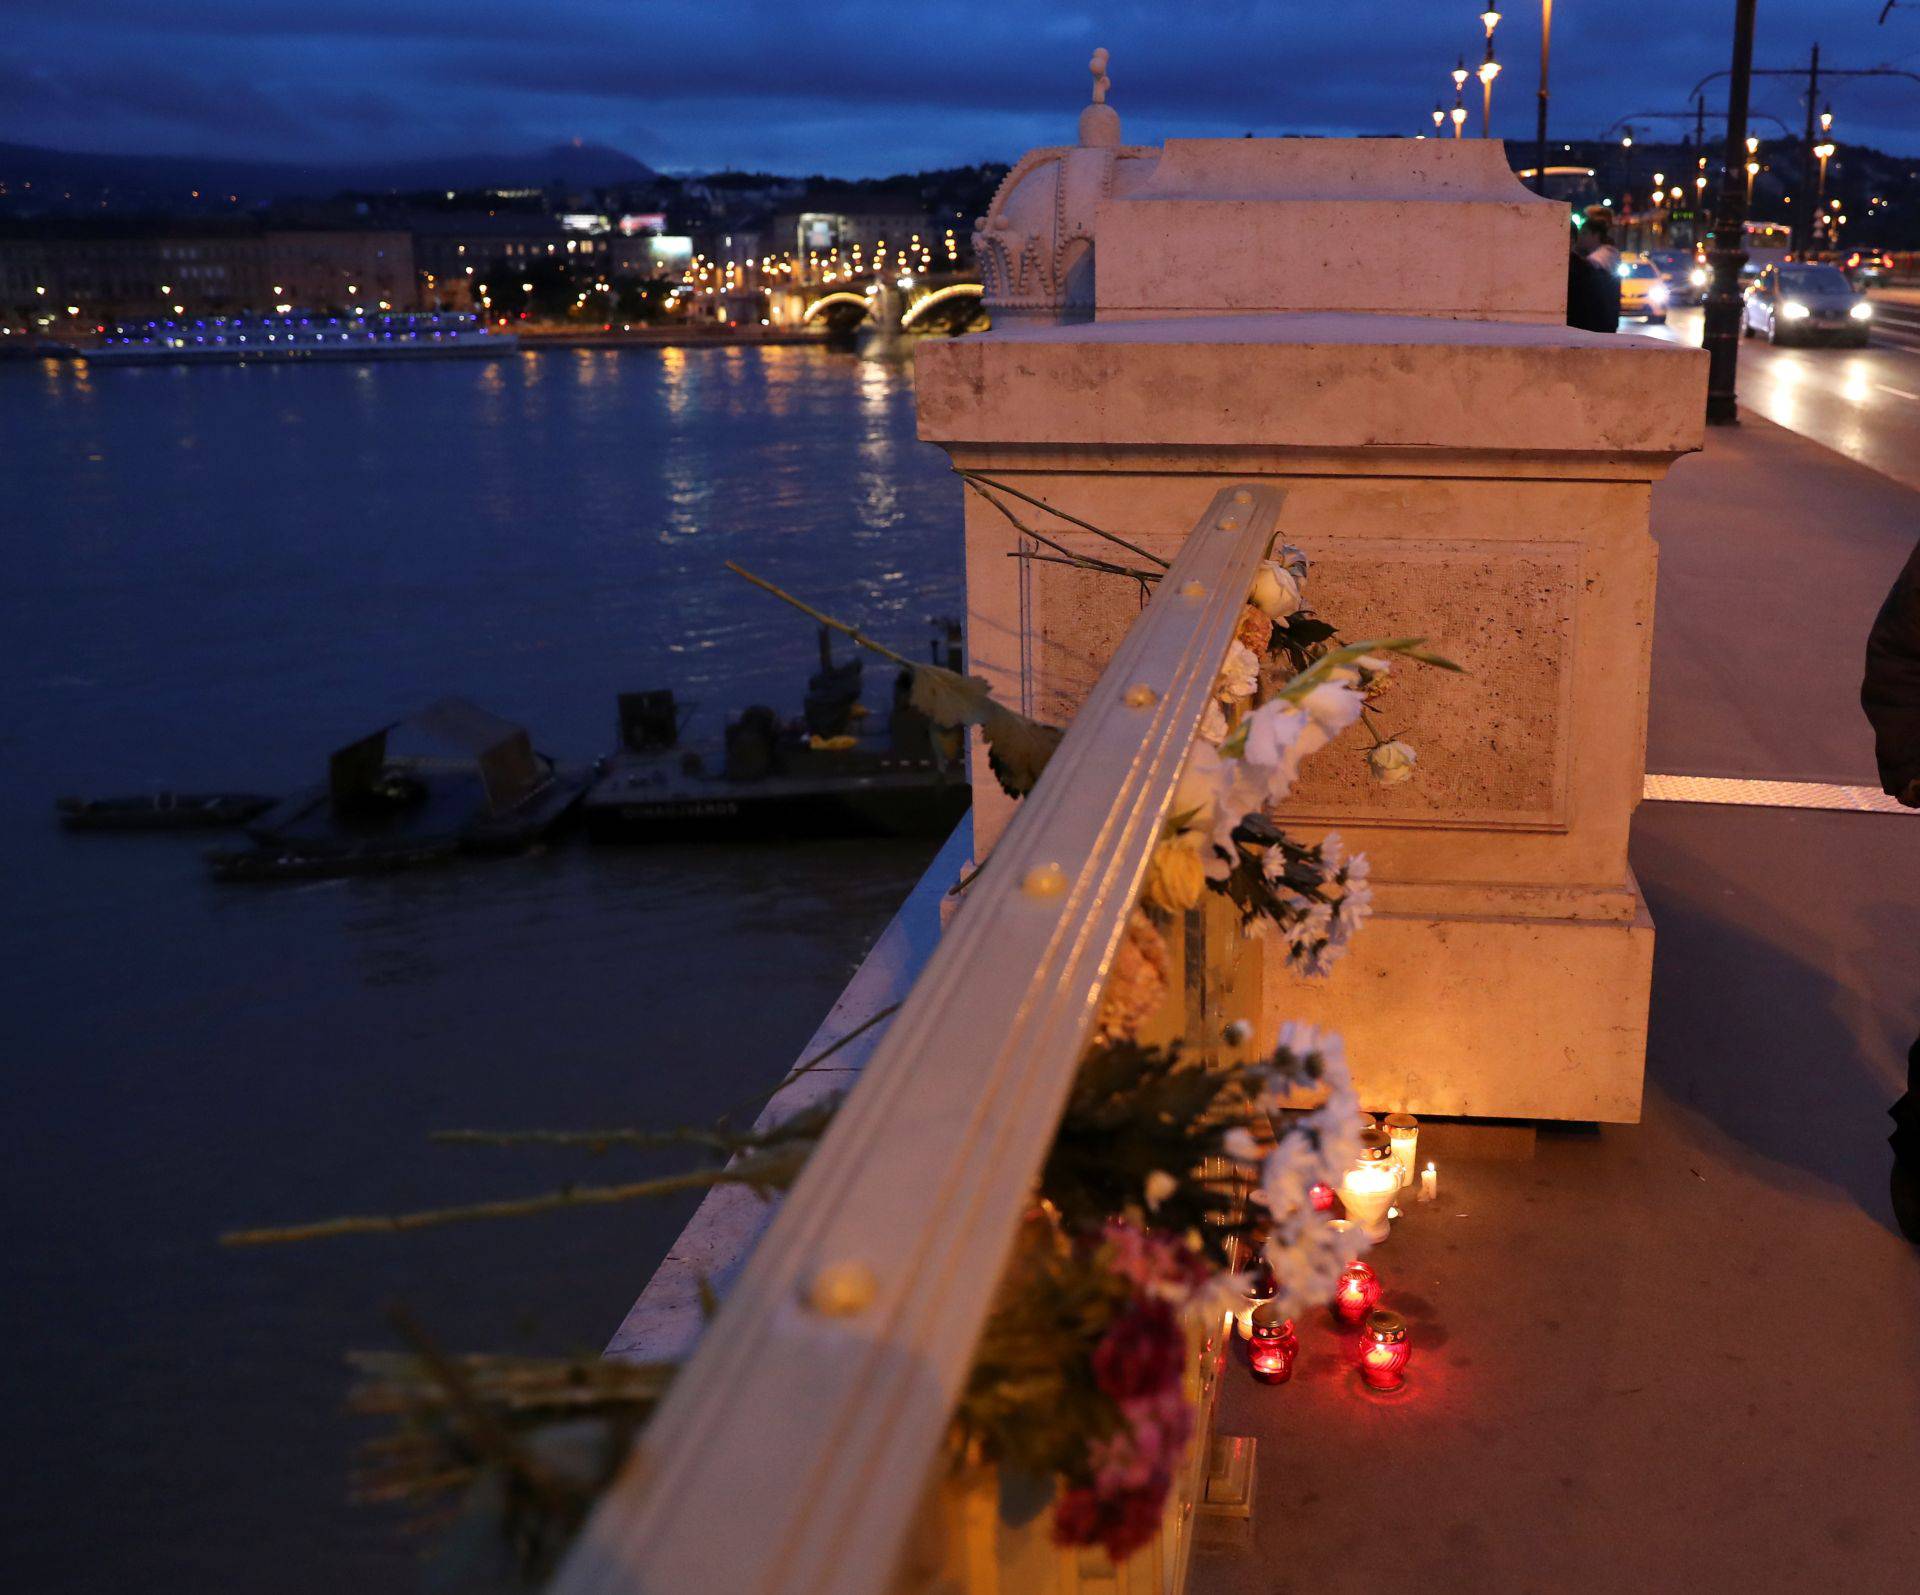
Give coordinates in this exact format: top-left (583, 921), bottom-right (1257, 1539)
top-left (972, 47), bottom-right (1158, 323)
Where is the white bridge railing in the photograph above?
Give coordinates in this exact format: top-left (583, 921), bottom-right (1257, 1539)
top-left (556, 485), bottom-right (1284, 1595)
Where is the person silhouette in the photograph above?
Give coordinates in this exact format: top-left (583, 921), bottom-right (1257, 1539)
top-left (1861, 538), bottom-right (1920, 1241)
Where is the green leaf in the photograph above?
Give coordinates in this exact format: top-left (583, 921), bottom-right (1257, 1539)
top-left (908, 663), bottom-right (998, 727)
top-left (983, 703), bottom-right (1064, 797)
top-left (1276, 636), bottom-right (1461, 701)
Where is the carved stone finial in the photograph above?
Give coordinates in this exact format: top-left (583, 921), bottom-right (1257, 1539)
top-left (1078, 45), bottom-right (1120, 148)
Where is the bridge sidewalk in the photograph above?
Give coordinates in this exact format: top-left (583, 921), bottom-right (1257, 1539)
top-left (1192, 418), bottom-right (1920, 1595)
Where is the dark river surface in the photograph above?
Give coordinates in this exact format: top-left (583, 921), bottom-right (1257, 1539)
top-left (0, 344), bottom-right (963, 1592)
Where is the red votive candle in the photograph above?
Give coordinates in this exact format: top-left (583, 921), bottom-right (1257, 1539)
top-left (1332, 1258), bottom-right (1382, 1326)
top-left (1248, 1301), bottom-right (1299, 1385)
top-left (1309, 1180), bottom-right (1337, 1213)
top-left (1359, 1309), bottom-right (1411, 1392)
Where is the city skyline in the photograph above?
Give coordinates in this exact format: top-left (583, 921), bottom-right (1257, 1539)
top-left (7, 1), bottom-right (1920, 178)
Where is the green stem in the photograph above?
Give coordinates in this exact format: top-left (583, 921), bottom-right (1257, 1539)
top-left (713, 1000), bottom-right (901, 1127)
top-left (724, 561), bottom-right (915, 669)
top-left (430, 1125), bottom-right (741, 1153)
top-left (220, 1154), bottom-right (806, 1248)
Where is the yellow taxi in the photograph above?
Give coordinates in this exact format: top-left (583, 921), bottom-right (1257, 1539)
top-left (1615, 256), bottom-right (1669, 323)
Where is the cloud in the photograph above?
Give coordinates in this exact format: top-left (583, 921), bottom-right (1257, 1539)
top-left (3, 0), bottom-right (1915, 171)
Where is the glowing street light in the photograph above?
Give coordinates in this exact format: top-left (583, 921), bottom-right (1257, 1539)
top-left (1474, 7), bottom-right (1503, 139)
top-left (1450, 102), bottom-right (1468, 138)
top-left (1433, 103), bottom-right (1446, 133)
top-left (1452, 57), bottom-right (1470, 93)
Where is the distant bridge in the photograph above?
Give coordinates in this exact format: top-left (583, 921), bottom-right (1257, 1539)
top-left (796, 277), bottom-right (984, 335)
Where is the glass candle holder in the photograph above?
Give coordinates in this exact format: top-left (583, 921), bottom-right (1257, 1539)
top-left (1332, 1256), bottom-right (1381, 1326)
top-left (1248, 1301), bottom-right (1299, 1385)
top-left (1340, 1133), bottom-right (1397, 1243)
top-left (1232, 1255), bottom-right (1277, 1339)
top-left (1384, 1113), bottom-right (1418, 1188)
top-left (1359, 1309), bottom-right (1412, 1392)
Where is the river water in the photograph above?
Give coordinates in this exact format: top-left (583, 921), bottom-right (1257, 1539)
top-left (0, 345), bottom-right (963, 1592)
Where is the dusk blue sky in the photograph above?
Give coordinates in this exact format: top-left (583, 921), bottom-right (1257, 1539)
top-left (6, 2), bottom-right (1919, 174)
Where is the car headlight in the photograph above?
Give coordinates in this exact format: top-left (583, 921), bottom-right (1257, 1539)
top-left (1649, 284), bottom-right (1669, 303)
top-left (1690, 268), bottom-right (1708, 287)
top-left (1616, 264), bottom-right (1633, 279)
top-left (1850, 300), bottom-right (1873, 321)
top-left (1781, 301), bottom-right (1811, 320)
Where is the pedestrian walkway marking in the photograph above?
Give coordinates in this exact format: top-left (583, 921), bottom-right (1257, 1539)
top-left (1874, 382), bottom-right (1920, 402)
top-left (1644, 773), bottom-right (1913, 814)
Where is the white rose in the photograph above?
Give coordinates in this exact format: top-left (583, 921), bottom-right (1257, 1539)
top-left (1368, 739), bottom-right (1417, 785)
top-left (1250, 560), bottom-right (1303, 619)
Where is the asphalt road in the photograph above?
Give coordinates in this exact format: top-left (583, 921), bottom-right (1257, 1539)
top-left (1639, 294), bottom-right (1920, 494)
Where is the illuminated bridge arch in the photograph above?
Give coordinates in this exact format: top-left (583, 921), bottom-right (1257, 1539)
top-left (802, 292), bottom-right (872, 323)
top-left (899, 282), bottom-right (984, 328)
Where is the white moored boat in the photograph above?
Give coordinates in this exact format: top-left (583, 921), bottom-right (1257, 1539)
top-left (85, 311), bottom-right (518, 365)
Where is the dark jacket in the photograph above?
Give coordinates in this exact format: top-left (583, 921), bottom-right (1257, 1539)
top-left (1566, 252), bottom-right (1620, 334)
top-left (1863, 540), bottom-right (1920, 806)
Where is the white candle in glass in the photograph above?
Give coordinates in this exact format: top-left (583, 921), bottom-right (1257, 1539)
top-left (1419, 1161), bottom-right (1438, 1203)
top-left (1384, 1113), bottom-right (1419, 1188)
top-left (1341, 1160), bottom-right (1398, 1243)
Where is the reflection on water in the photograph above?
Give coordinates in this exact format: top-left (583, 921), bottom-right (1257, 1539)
top-left (0, 344), bottom-right (961, 1593)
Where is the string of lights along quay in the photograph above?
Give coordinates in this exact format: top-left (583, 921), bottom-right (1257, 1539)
top-left (86, 310), bottom-right (517, 365)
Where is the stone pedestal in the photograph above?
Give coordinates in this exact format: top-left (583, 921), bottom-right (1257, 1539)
top-left (918, 133), bottom-right (1705, 1123)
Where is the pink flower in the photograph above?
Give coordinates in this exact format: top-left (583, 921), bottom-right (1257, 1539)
top-left (1120, 1387), bottom-right (1193, 1470)
top-left (1100, 1219), bottom-right (1210, 1301)
top-left (1092, 1301), bottom-right (1184, 1401)
top-left (1052, 1481), bottom-right (1167, 1558)
top-left (1050, 1478), bottom-right (1172, 1562)
top-left (1053, 1486), bottom-right (1103, 1546)
top-left (1103, 1486), bottom-right (1168, 1560)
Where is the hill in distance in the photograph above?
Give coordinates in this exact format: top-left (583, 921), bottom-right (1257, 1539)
top-left (0, 140), bottom-right (658, 213)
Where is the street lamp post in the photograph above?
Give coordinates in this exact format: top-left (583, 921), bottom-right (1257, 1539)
top-left (1451, 59), bottom-right (1470, 138)
top-left (1534, 0), bottom-right (1553, 194)
top-left (1478, 8), bottom-right (1503, 138)
top-left (1705, 0), bottom-right (1758, 426)
top-left (1434, 104), bottom-right (1447, 136)
top-left (1744, 135), bottom-right (1760, 208)
top-left (1814, 138), bottom-right (1835, 248)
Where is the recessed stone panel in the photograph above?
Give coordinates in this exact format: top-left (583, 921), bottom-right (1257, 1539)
top-left (1027, 536), bottom-right (1578, 832)
top-left (1278, 539), bottom-right (1577, 831)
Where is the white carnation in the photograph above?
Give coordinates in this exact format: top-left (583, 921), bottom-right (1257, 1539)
top-left (1216, 640), bottom-right (1260, 702)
